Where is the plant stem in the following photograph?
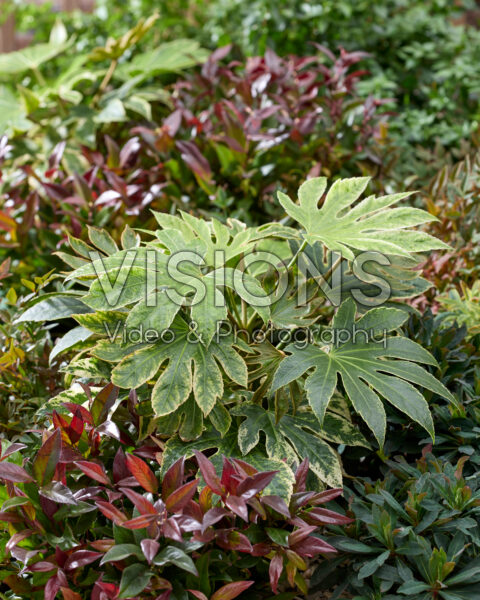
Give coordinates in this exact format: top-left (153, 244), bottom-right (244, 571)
top-left (93, 59), bottom-right (118, 105)
top-left (286, 239), bottom-right (307, 270)
top-left (32, 67), bottom-right (46, 87)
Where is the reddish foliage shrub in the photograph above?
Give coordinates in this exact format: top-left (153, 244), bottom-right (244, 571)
top-left (0, 387), bottom-right (352, 599)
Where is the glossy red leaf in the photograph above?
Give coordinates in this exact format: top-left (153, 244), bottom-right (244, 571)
top-left (76, 461), bottom-right (111, 485)
top-left (90, 383), bottom-right (118, 426)
top-left (304, 507), bottom-right (354, 526)
top-left (162, 456), bottom-right (185, 501)
top-left (294, 458), bottom-right (309, 493)
top-left (194, 450), bottom-right (223, 495)
top-left (96, 500), bottom-right (128, 526)
top-left (236, 470), bottom-right (277, 499)
top-left (225, 496), bottom-right (248, 521)
top-left (32, 429), bottom-right (62, 487)
top-left (125, 453), bottom-right (158, 493)
top-left (211, 581), bottom-right (254, 600)
top-left (165, 479), bottom-right (198, 512)
top-left (261, 495), bottom-right (290, 518)
top-left (113, 448), bottom-right (130, 484)
top-left (120, 487), bottom-right (157, 515)
top-left (64, 550), bottom-right (102, 571)
top-left (291, 536), bottom-right (337, 557)
top-left (122, 514), bottom-right (157, 529)
top-left (310, 488), bottom-right (344, 505)
top-left (67, 409), bottom-right (84, 444)
top-left (269, 553), bottom-right (283, 594)
top-left (140, 539), bottom-right (160, 564)
top-left (0, 462), bottom-right (33, 483)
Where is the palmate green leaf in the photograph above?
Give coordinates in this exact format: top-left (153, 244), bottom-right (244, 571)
top-left (121, 39), bottom-right (209, 78)
top-left (111, 315), bottom-right (247, 418)
top-left (232, 403), bottom-right (343, 488)
top-left (0, 40), bottom-right (70, 75)
top-left (271, 298), bottom-right (456, 447)
top-left (278, 177), bottom-right (450, 261)
top-left (156, 396), bottom-right (204, 441)
top-left (0, 85), bottom-right (31, 134)
top-left (295, 242), bottom-right (432, 312)
top-left (65, 227), bottom-right (270, 342)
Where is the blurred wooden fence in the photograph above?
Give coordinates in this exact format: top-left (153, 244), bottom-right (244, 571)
top-left (0, 1), bottom-right (94, 53)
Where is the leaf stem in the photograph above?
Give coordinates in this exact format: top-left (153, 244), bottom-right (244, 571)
top-left (93, 59), bottom-right (118, 105)
top-left (286, 239), bottom-right (307, 270)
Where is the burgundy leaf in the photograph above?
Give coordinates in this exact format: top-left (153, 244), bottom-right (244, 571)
top-left (269, 553), bottom-right (283, 594)
top-left (125, 453), bottom-right (158, 493)
top-left (162, 456), bottom-right (185, 501)
top-left (64, 550), bottom-right (102, 571)
top-left (165, 479), bottom-right (199, 513)
top-left (141, 539), bottom-right (160, 564)
top-left (0, 462), bottom-right (33, 483)
top-left (76, 461), bottom-right (111, 485)
top-left (194, 450), bottom-right (223, 495)
top-left (211, 581), bottom-right (254, 600)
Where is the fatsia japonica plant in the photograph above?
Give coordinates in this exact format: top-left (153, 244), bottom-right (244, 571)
top-left (18, 176), bottom-right (457, 493)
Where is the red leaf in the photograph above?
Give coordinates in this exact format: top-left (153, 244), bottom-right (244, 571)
top-left (32, 429), bottom-right (62, 487)
top-left (211, 581), bottom-right (254, 600)
top-left (140, 539), bottom-right (160, 564)
top-left (62, 403), bottom-right (93, 426)
top-left (76, 461), bottom-right (110, 485)
top-left (60, 587), bottom-right (82, 600)
top-left (201, 507), bottom-right (229, 533)
top-left (304, 507), bottom-right (353, 526)
top-left (126, 453), bottom-right (158, 493)
top-left (0, 462), bottom-right (33, 483)
top-left (67, 409), bottom-right (84, 444)
top-left (96, 500), bottom-right (128, 526)
top-left (269, 553), bottom-right (283, 594)
top-left (165, 479), bottom-right (198, 512)
top-left (90, 383), bottom-right (118, 426)
top-left (113, 448), bottom-right (129, 484)
top-left (29, 561), bottom-right (57, 572)
top-left (122, 514), bottom-right (157, 529)
top-left (310, 488), bottom-right (344, 505)
top-left (225, 496), bottom-right (248, 521)
top-left (162, 456), bottom-right (185, 501)
top-left (294, 458), bottom-right (309, 493)
top-left (0, 442), bottom-right (26, 459)
top-left (194, 451), bottom-right (223, 495)
top-left (261, 495), bottom-right (290, 518)
top-left (291, 536), bottom-right (337, 557)
top-left (64, 550), bottom-right (102, 571)
top-left (6, 530), bottom-right (33, 553)
top-left (236, 471), bottom-right (277, 499)
top-left (120, 487), bottom-right (157, 515)
top-left (188, 591), bottom-right (208, 600)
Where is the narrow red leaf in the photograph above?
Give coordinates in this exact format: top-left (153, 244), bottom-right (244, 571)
top-left (0, 462), bottom-right (33, 483)
top-left (165, 479), bottom-right (198, 513)
top-left (140, 539), bottom-right (160, 564)
top-left (64, 550), bottom-right (102, 571)
top-left (269, 553), bottom-right (283, 594)
top-left (76, 461), bottom-right (110, 485)
top-left (211, 581), bottom-right (254, 600)
top-left (120, 487), bottom-right (157, 515)
top-left (96, 500), bottom-right (128, 526)
top-left (162, 456), bottom-right (185, 501)
top-left (125, 453), bottom-right (158, 493)
top-left (194, 450), bottom-right (223, 495)
top-left (32, 429), bottom-right (62, 487)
